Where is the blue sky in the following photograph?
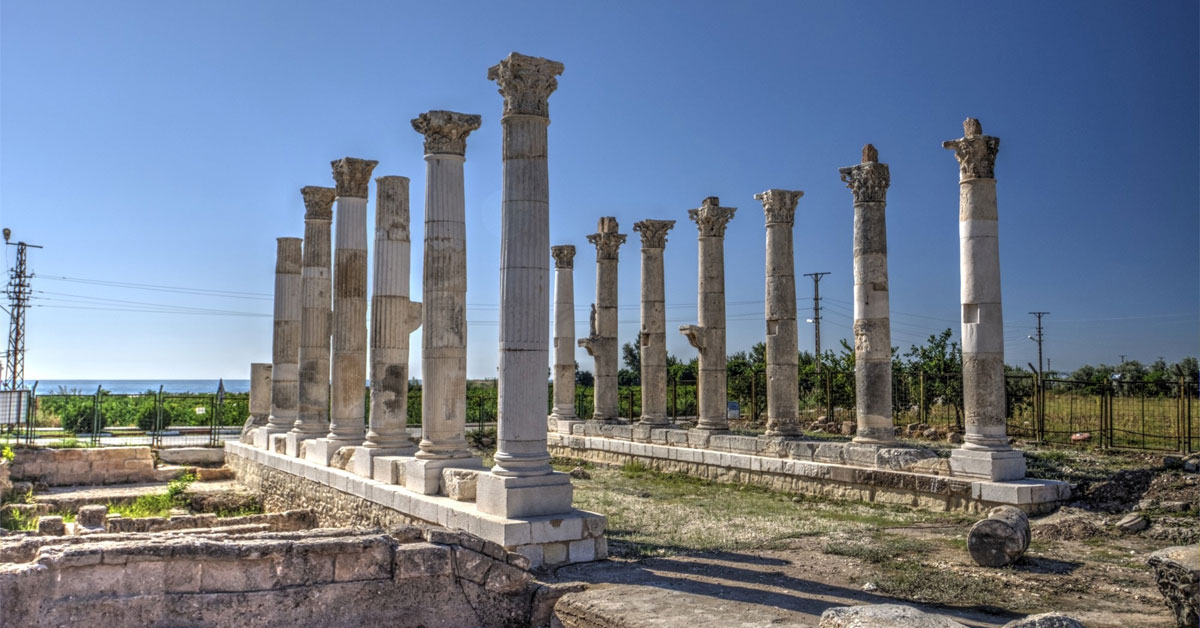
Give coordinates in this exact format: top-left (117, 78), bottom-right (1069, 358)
top-left (1, 1), bottom-right (1196, 380)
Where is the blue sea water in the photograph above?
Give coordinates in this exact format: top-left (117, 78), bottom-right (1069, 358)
top-left (33, 380), bottom-right (251, 395)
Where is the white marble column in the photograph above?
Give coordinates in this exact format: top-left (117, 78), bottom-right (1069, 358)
top-left (839, 145), bottom-right (899, 445)
top-left (307, 157), bottom-right (377, 465)
top-left (255, 237), bottom-right (302, 448)
top-left (550, 245), bottom-right (579, 433)
top-left (405, 110), bottom-right (485, 494)
top-left (477, 52), bottom-right (574, 519)
top-left (348, 177), bottom-right (423, 475)
top-left (578, 217), bottom-right (626, 423)
top-left (633, 219), bottom-right (674, 426)
top-left (680, 197), bottom-right (736, 434)
top-left (286, 186), bottom-right (336, 456)
top-left (945, 118), bottom-right (1025, 481)
top-left (756, 190), bottom-right (803, 438)
top-left (240, 362), bottom-right (272, 444)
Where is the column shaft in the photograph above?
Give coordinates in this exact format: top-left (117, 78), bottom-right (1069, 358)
top-left (757, 190), bottom-right (802, 437)
top-left (682, 198), bottom-right (736, 433)
top-left (264, 238), bottom-right (302, 434)
top-left (292, 187), bottom-right (336, 438)
top-left (633, 220), bottom-right (674, 425)
top-left (550, 246), bottom-right (577, 425)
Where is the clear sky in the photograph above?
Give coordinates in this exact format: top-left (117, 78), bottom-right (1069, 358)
top-left (1, 1), bottom-right (1196, 381)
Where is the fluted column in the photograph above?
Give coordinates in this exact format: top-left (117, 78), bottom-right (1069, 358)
top-left (633, 220), bottom-right (674, 426)
top-left (286, 186), bottom-right (336, 456)
top-left (240, 362), bottom-right (272, 443)
top-left (680, 197), bottom-right (736, 433)
top-left (578, 217), bottom-right (626, 423)
top-left (307, 158), bottom-right (377, 464)
top-left (756, 190), bottom-right (803, 438)
top-left (550, 245), bottom-right (578, 432)
top-left (945, 118), bottom-right (1024, 481)
top-left (477, 52), bottom-right (574, 519)
top-left (256, 238), bottom-right (302, 447)
top-left (839, 145), bottom-right (898, 445)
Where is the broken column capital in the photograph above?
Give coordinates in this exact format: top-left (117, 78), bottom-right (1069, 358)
top-left (755, 189), bottom-right (804, 226)
top-left (679, 325), bottom-right (706, 352)
top-left (942, 118), bottom-right (1000, 181)
top-left (586, 217), bottom-right (627, 260)
top-left (551, 245), bottom-right (576, 269)
top-left (411, 110), bottom-right (482, 156)
top-left (688, 197), bottom-right (736, 238)
top-left (330, 157), bottom-right (379, 198)
top-left (301, 186), bottom-right (336, 221)
top-left (839, 145), bottom-right (890, 204)
top-left (487, 52), bottom-right (564, 118)
top-left (632, 219), bottom-right (675, 249)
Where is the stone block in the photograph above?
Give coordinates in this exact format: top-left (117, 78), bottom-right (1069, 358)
top-left (512, 543), bottom-right (544, 569)
top-left (77, 504), bottom-right (107, 530)
top-left (667, 430), bottom-right (690, 446)
top-left (543, 542), bottom-right (568, 566)
top-left (284, 432), bottom-right (318, 458)
top-left (528, 514), bottom-right (583, 543)
top-left (442, 468), bottom-right (481, 501)
top-left (610, 426), bottom-right (633, 441)
top-left (845, 443), bottom-right (881, 467)
top-left (686, 429), bottom-right (711, 448)
top-left (270, 433), bottom-right (288, 454)
top-left (37, 515), bottom-right (65, 536)
top-left (406, 457), bottom-right (485, 496)
top-left (787, 441), bottom-right (817, 461)
top-left (372, 455), bottom-right (409, 484)
top-left (347, 446), bottom-right (409, 478)
top-left (1146, 545), bottom-right (1198, 628)
top-left (475, 471), bottom-right (573, 519)
top-left (649, 429), bottom-right (669, 444)
top-left (396, 543), bottom-right (453, 579)
top-left (814, 442), bottom-right (846, 464)
top-left (820, 603), bottom-right (967, 627)
top-left (631, 426), bottom-right (652, 442)
top-left (950, 448), bottom-right (1026, 481)
top-left (252, 428), bottom-right (286, 451)
top-left (568, 538), bottom-right (597, 563)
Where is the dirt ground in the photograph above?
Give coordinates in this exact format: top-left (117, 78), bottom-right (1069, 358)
top-left (550, 446), bottom-right (1196, 627)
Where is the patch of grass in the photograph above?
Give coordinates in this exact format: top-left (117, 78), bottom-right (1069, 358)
top-left (54, 510), bottom-right (76, 523)
top-left (45, 438), bottom-right (88, 449)
top-left (109, 472), bottom-right (196, 519)
top-left (823, 534), bottom-right (934, 564)
top-left (620, 460), bottom-right (651, 478)
top-left (0, 508), bottom-right (37, 531)
top-left (1, 445), bottom-right (14, 462)
top-left (874, 563), bottom-right (1003, 607)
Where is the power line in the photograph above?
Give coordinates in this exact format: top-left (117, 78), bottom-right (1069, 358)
top-left (802, 272), bottom-right (830, 371)
top-left (4, 231), bottom-right (42, 392)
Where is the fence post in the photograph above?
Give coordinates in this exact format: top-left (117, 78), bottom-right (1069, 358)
top-left (824, 371), bottom-right (834, 423)
top-left (154, 385), bottom-right (163, 448)
top-left (750, 373), bottom-right (757, 422)
top-left (92, 385), bottom-right (102, 447)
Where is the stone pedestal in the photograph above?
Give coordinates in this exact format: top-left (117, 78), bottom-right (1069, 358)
top-left (256, 238), bottom-right (303, 448)
top-left (632, 220), bottom-right (674, 426)
top-left (944, 118), bottom-right (1023, 481)
top-left (578, 217), bottom-right (626, 424)
top-left (681, 197), bottom-right (736, 433)
top-left (550, 245), bottom-right (580, 434)
top-left (477, 52), bottom-right (574, 518)
top-left (308, 157), bottom-right (377, 466)
top-left (839, 145), bottom-right (898, 445)
top-left (242, 362), bottom-right (272, 444)
top-left (288, 186), bottom-right (337, 457)
top-left (756, 190), bottom-right (803, 438)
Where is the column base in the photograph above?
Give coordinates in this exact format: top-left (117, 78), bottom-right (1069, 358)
top-left (405, 456), bottom-right (486, 495)
top-left (348, 446), bottom-right (414, 478)
top-left (476, 471), bottom-right (574, 518)
top-left (950, 447), bottom-right (1026, 481)
top-left (253, 426), bottom-right (289, 450)
top-left (284, 432), bottom-right (321, 458)
top-left (304, 437), bottom-right (359, 466)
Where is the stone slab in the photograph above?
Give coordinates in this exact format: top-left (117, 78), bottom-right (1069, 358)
top-left (950, 448), bottom-right (1027, 481)
top-left (284, 432), bottom-right (319, 458)
top-left (405, 458), bottom-right (487, 495)
top-left (476, 471), bottom-right (574, 519)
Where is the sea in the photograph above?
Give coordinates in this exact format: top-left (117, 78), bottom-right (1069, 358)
top-left (31, 380), bottom-right (251, 395)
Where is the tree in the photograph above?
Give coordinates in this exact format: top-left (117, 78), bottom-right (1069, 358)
top-left (621, 341), bottom-right (640, 373)
top-left (575, 365), bottom-right (594, 387)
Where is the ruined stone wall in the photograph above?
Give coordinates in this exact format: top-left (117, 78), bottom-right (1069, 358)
top-left (0, 529), bottom-right (563, 627)
top-left (8, 446), bottom-right (156, 486)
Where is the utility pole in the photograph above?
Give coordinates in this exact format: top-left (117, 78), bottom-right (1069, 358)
top-left (803, 272), bottom-right (830, 372)
top-left (4, 229), bottom-right (42, 392)
top-left (1119, 355), bottom-right (1126, 364)
top-left (1028, 311), bottom-right (1049, 376)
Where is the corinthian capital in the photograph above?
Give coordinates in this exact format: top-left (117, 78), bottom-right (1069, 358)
top-left (411, 110), bottom-right (482, 156)
top-left (586, 217), bottom-right (627, 260)
top-left (301, 186), bottom-right (336, 221)
top-left (331, 157), bottom-right (379, 198)
top-left (754, 189), bottom-right (804, 225)
top-left (487, 52), bottom-right (564, 118)
top-left (632, 219), bottom-right (675, 249)
top-left (838, 144), bottom-right (890, 204)
top-left (688, 197), bottom-right (737, 238)
top-left (551, 245), bottom-right (576, 269)
top-left (942, 117), bottom-right (1000, 180)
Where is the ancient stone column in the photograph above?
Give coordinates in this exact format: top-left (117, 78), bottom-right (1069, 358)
top-left (307, 157), bottom-right (377, 465)
top-left (477, 52), bottom-right (574, 519)
top-left (680, 197), bottom-right (736, 434)
top-left (286, 186), bottom-right (337, 457)
top-left (632, 220), bottom-right (674, 426)
top-left (755, 190), bottom-right (803, 438)
top-left (348, 176), bottom-right (423, 476)
top-left (578, 217), bottom-right (626, 424)
top-left (944, 118), bottom-right (1025, 481)
top-left (550, 245), bottom-right (579, 433)
top-left (405, 111), bottom-right (485, 494)
top-left (240, 362), bottom-right (272, 444)
top-left (255, 237), bottom-right (302, 448)
top-left (839, 145), bottom-right (898, 446)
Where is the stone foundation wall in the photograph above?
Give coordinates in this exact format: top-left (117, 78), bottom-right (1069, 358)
top-left (8, 447), bottom-right (156, 486)
top-left (0, 528), bottom-right (569, 627)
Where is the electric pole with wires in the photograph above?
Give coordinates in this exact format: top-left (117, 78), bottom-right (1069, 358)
top-left (803, 272), bottom-right (830, 372)
top-left (1028, 311), bottom-right (1049, 376)
top-left (4, 229), bottom-right (43, 392)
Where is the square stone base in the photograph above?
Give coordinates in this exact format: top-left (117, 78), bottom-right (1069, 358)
top-left (950, 448), bottom-right (1027, 481)
top-left (349, 446), bottom-right (414, 478)
top-left (406, 457), bottom-right (486, 495)
top-left (269, 433), bottom-right (289, 454)
top-left (304, 438), bottom-right (349, 466)
top-left (372, 455), bottom-right (412, 484)
top-left (284, 432), bottom-right (320, 458)
top-left (556, 419), bottom-right (585, 435)
top-left (476, 471), bottom-right (574, 518)
top-left (253, 426), bottom-right (288, 450)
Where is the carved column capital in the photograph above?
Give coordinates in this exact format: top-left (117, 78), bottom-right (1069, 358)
top-left (942, 117), bottom-right (1000, 180)
top-left (838, 145), bottom-right (890, 204)
top-left (551, 245), bottom-right (576, 269)
top-left (688, 197), bottom-right (736, 238)
top-left (586, 217), bottom-right (627, 260)
top-left (754, 189), bottom-right (804, 225)
top-left (632, 219), bottom-right (675, 249)
top-left (331, 157), bottom-right (379, 198)
top-left (487, 52), bottom-right (564, 118)
top-left (411, 110), bottom-right (482, 156)
top-left (300, 186), bottom-right (336, 220)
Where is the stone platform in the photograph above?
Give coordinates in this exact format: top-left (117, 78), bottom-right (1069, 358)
top-left (548, 425), bottom-right (1069, 514)
top-left (225, 441), bottom-right (605, 568)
